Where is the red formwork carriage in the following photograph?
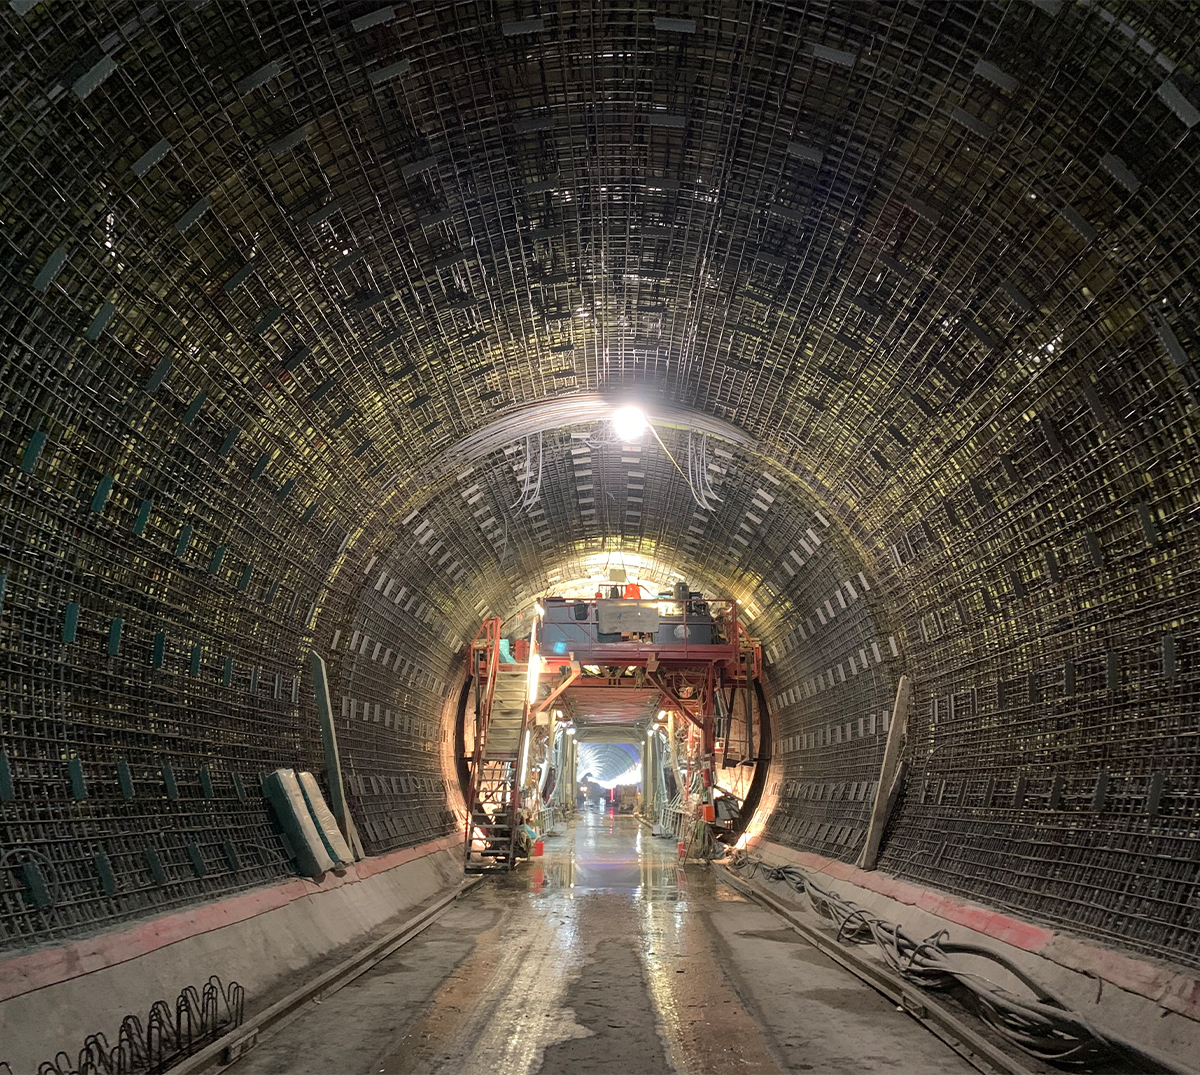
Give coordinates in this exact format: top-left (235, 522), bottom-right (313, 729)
top-left (463, 588), bottom-right (765, 869)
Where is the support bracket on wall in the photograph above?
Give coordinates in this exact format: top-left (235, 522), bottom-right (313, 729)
top-left (532, 662), bottom-right (581, 716)
top-left (857, 674), bottom-right (911, 871)
top-left (311, 651), bottom-right (366, 859)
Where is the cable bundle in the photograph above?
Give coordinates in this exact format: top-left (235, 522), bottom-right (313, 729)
top-left (728, 854), bottom-right (1143, 1069)
top-left (686, 430), bottom-right (722, 511)
top-left (509, 432), bottom-right (543, 513)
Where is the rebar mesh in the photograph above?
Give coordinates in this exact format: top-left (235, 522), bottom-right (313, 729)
top-left (0, 0), bottom-right (1198, 972)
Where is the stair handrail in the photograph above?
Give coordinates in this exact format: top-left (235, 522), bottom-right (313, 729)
top-left (506, 617), bottom-right (540, 866)
top-left (734, 618), bottom-right (763, 682)
top-left (474, 617), bottom-right (502, 758)
top-left (464, 617), bottom-right (502, 860)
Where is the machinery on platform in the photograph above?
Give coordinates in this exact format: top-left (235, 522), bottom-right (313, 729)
top-left (462, 583), bottom-right (769, 871)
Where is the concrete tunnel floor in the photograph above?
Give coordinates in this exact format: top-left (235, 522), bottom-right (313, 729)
top-left (228, 814), bottom-right (974, 1075)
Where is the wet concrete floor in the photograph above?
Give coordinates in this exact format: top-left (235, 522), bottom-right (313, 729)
top-left (230, 814), bottom-right (972, 1074)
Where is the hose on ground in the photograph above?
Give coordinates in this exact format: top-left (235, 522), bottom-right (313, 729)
top-left (727, 853), bottom-right (1127, 1069)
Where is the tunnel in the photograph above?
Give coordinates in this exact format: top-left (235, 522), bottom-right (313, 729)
top-left (1, 1), bottom-right (1199, 1072)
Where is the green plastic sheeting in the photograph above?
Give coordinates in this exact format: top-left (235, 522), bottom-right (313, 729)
top-left (262, 768), bottom-right (334, 878)
top-left (297, 770), bottom-right (354, 868)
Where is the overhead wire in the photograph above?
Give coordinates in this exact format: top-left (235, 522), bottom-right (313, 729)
top-left (687, 429), bottom-right (722, 511)
top-left (646, 421), bottom-right (710, 510)
top-left (508, 431), bottom-right (543, 514)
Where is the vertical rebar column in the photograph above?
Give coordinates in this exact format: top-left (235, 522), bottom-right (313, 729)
top-left (310, 652), bottom-right (352, 847)
top-left (858, 675), bottom-right (912, 871)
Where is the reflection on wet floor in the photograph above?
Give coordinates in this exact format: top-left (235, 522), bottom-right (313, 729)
top-left (375, 812), bottom-right (686, 1075)
top-left (526, 812), bottom-right (686, 898)
top-left (229, 812), bottom-right (973, 1075)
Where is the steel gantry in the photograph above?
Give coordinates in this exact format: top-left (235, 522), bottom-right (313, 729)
top-left (462, 595), bottom-right (764, 867)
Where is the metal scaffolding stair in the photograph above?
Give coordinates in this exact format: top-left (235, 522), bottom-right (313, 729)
top-left (464, 620), bottom-right (530, 871)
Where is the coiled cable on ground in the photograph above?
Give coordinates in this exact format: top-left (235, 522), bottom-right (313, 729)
top-left (728, 853), bottom-right (1130, 1069)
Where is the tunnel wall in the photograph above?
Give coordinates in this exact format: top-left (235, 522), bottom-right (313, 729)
top-left (0, 0), bottom-right (1198, 1002)
top-left (0, 837), bottom-right (462, 1073)
top-left (758, 393), bottom-right (1200, 976)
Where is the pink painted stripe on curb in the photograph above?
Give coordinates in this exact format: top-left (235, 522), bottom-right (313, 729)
top-left (749, 837), bottom-right (1200, 1023)
top-left (0, 835), bottom-right (457, 1003)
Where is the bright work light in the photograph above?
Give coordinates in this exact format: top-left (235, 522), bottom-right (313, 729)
top-left (612, 405), bottom-right (647, 442)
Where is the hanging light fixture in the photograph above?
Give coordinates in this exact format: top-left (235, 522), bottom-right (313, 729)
top-left (610, 405), bottom-right (721, 511)
top-left (611, 404), bottom-right (648, 442)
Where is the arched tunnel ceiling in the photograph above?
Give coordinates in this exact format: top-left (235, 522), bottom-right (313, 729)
top-left (364, 401), bottom-right (855, 636)
top-left (5, 0), bottom-right (1197, 601)
top-left (577, 743), bottom-right (641, 785)
top-left (2, 1), bottom-right (1200, 968)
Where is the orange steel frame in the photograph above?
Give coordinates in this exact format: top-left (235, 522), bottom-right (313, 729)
top-left (530, 599), bottom-right (761, 758)
top-left (464, 600), bottom-right (761, 863)
top-left (463, 617), bottom-right (502, 862)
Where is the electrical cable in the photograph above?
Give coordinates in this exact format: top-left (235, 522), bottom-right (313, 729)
top-left (585, 417), bottom-right (718, 512)
top-left (686, 430), bottom-right (705, 511)
top-left (686, 429), bottom-right (710, 511)
top-left (688, 430), bottom-right (722, 511)
top-left (727, 853), bottom-right (1137, 1070)
top-left (508, 432), bottom-right (543, 514)
top-left (647, 422), bottom-right (709, 508)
